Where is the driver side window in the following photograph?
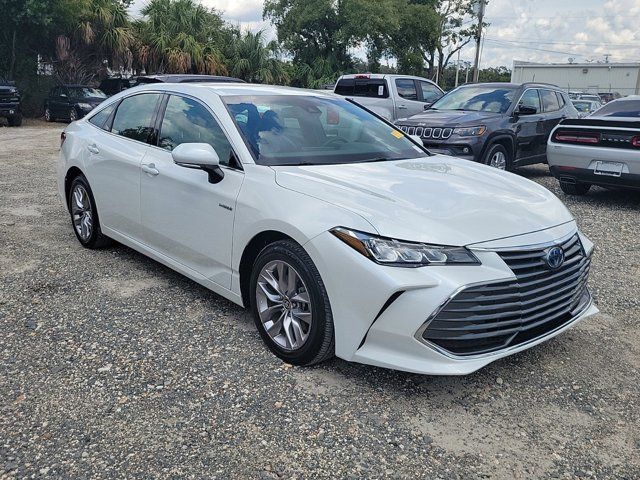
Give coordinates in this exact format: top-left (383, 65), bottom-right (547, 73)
top-left (159, 95), bottom-right (234, 167)
top-left (519, 89), bottom-right (541, 113)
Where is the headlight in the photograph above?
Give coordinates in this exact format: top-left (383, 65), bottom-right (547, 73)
top-left (330, 227), bottom-right (480, 267)
top-left (453, 125), bottom-right (486, 137)
top-left (77, 103), bottom-right (93, 110)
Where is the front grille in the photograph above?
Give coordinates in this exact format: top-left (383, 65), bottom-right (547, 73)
top-left (398, 125), bottom-right (452, 140)
top-left (422, 234), bottom-right (592, 356)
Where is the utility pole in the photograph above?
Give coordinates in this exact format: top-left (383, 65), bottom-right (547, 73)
top-left (454, 49), bottom-right (461, 87)
top-left (472, 0), bottom-right (486, 83)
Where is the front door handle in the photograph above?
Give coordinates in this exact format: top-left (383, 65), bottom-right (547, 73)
top-left (87, 144), bottom-right (99, 154)
top-left (397, 105), bottom-right (408, 110)
top-left (141, 163), bottom-right (159, 176)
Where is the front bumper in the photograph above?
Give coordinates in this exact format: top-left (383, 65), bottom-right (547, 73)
top-left (305, 222), bottom-right (598, 375)
top-left (0, 104), bottom-right (21, 117)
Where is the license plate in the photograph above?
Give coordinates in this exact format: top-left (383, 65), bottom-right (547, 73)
top-left (594, 161), bottom-right (624, 177)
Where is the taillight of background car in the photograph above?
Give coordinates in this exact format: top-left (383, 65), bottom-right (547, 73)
top-left (552, 129), bottom-right (600, 145)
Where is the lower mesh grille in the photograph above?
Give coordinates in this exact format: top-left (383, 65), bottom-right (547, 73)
top-left (422, 234), bottom-right (592, 356)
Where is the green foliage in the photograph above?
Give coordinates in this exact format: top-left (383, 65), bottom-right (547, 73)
top-left (134, 0), bottom-right (231, 74)
top-left (0, 0), bottom-right (504, 116)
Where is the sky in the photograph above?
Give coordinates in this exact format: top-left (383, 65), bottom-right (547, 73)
top-left (129, 0), bottom-right (640, 68)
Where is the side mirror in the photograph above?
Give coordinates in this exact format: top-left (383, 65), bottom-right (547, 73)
top-left (516, 105), bottom-right (537, 115)
top-left (172, 143), bottom-right (224, 184)
top-left (423, 103), bottom-right (432, 110)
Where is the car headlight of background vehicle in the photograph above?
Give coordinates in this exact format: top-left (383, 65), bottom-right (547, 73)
top-left (77, 103), bottom-right (93, 110)
top-left (331, 227), bottom-right (480, 267)
top-left (453, 125), bottom-right (486, 137)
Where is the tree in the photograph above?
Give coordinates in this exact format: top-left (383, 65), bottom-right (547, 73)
top-left (134, 0), bottom-right (230, 74)
top-left (263, 0), bottom-right (354, 74)
top-left (228, 30), bottom-right (288, 84)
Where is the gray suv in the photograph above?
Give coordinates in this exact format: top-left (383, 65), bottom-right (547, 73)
top-left (395, 82), bottom-right (578, 170)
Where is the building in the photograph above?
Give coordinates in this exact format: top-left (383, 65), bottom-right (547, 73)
top-left (511, 61), bottom-right (640, 96)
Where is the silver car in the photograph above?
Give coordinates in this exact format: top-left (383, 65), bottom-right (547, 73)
top-left (548, 96), bottom-right (640, 195)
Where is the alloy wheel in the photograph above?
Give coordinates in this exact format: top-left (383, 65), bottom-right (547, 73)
top-left (255, 260), bottom-right (312, 351)
top-left (489, 151), bottom-right (507, 170)
top-left (44, 108), bottom-right (51, 122)
top-left (71, 185), bottom-right (93, 241)
top-left (69, 109), bottom-right (77, 122)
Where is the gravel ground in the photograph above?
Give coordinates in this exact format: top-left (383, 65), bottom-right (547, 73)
top-left (1, 121), bottom-right (639, 479)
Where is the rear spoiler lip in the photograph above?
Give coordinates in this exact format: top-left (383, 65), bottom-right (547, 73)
top-left (558, 117), bottom-right (640, 130)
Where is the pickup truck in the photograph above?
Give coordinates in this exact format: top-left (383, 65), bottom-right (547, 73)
top-left (0, 77), bottom-right (22, 126)
top-left (333, 73), bottom-right (444, 121)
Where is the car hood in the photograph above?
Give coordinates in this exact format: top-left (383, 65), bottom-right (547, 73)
top-left (398, 110), bottom-right (502, 126)
top-left (273, 156), bottom-right (574, 246)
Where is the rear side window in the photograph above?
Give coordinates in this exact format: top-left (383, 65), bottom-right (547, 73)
top-left (519, 89), bottom-right (541, 113)
top-left (541, 90), bottom-right (560, 112)
top-left (396, 79), bottom-right (418, 100)
top-left (594, 100), bottom-right (640, 117)
top-left (111, 93), bottom-right (162, 143)
top-left (89, 103), bottom-right (116, 130)
top-left (419, 81), bottom-right (442, 103)
top-left (159, 95), bottom-right (234, 166)
top-left (556, 92), bottom-right (566, 107)
top-left (335, 78), bottom-right (389, 98)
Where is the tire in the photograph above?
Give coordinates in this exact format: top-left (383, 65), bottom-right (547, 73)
top-left (482, 143), bottom-right (512, 171)
top-left (249, 240), bottom-right (335, 366)
top-left (8, 114), bottom-right (22, 127)
top-left (559, 180), bottom-right (591, 196)
top-left (44, 107), bottom-right (54, 122)
top-left (68, 174), bottom-right (113, 249)
top-left (69, 108), bottom-right (78, 123)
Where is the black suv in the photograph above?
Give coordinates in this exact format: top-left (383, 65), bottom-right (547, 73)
top-left (395, 82), bottom-right (578, 170)
top-left (44, 85), bottom-right (107, 122)
top-left (0, 77), bottom-right (22, 126)
top-left (99, 77), bottom-right (136, 96)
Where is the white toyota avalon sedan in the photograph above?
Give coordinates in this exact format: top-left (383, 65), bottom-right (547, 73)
top-left (57, 83), bottom-right (598, 375)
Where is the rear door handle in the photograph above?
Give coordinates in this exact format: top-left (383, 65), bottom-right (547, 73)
top-left (397, 105), bottom-right (408, 110)
top-left (141, 163), bottom-right (159, 176)
top-left (87, 144), bottom-right (99, 154)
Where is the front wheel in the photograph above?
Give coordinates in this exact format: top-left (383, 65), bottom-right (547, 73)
top-left (249, 240), bottom-right (334, 366)
top-left (482, 143), bottom-right (512, 171)
top-left (44, 107), bottom-right (54, 122)
top-left (8, 114), bottom-right (22, 127)
top-left (69, 108), bottom-right (78, 123)
top-left (68, 175), bottom-right (113, 249)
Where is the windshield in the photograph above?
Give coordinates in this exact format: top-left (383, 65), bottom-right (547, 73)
top-left (222, 95), bottom-right (428, 166)
top-left (68, 87), bottom-right (106, 99)
top-left (429, 86), bottom-right (517, 113)
top-left (572, 101), bottom-right (593, 112)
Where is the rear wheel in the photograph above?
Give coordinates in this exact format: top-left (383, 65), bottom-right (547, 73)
top-left (69, 108), bottom-right (78, 122)
top-left (559, 180), bottom-right (591, 196)
top-left (68, 175), bottom-right (112, 249)
top-left (250, 240), bottom-right (334, 366)
top-left (482, 143), bottom-right (512, 171)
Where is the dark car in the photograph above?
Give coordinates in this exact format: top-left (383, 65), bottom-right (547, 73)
top-left (134, 74), bottom-right (245, 85)
top-left (394, 82), bottom-right (578, 170)
top-left (44, 85), bottom-right (107, 123)
top-left (0, 77), bottom-right (22, 126)
top-left (99, 77), bottom-right (136, 96)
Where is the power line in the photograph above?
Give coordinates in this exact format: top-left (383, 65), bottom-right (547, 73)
top-left (485, 37), bottom-right (640, 48)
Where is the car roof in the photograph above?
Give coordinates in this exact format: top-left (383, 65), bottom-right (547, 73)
top-left (131, 82), bottom-right (339, 98)
top-left (136, 74), bottom-right (245, 83)
top-left (337, 73), bottom-right (439, 84)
